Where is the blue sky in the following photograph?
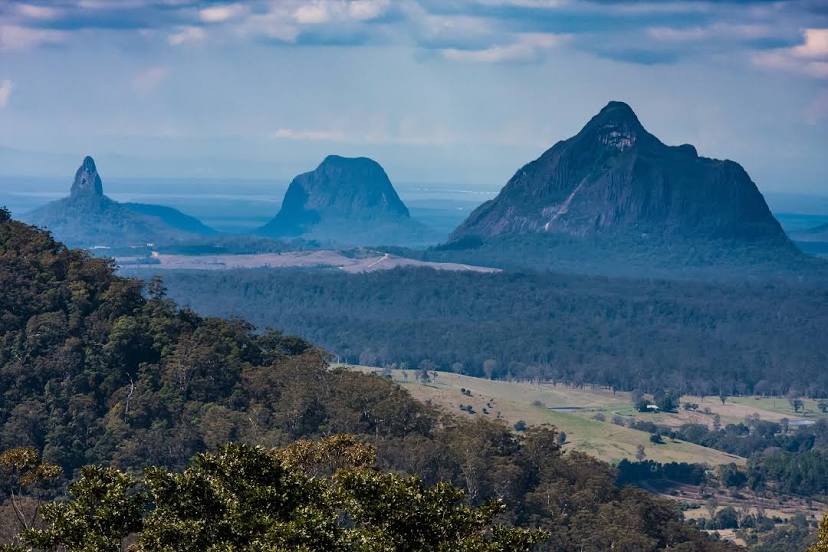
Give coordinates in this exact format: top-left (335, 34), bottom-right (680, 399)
top-left (0, 0), bottom-right (827, 194)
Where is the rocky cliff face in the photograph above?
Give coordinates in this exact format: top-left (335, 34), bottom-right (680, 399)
top-left (451, 102), bottom-right (787, 245)
top-left (70, 156), bottom-right (104, 197)
top-left (258, 155), bottom-right (429, 245)
top-left (260, 155), bottom-right (410, 238)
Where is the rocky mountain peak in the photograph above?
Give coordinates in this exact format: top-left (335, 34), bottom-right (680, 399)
top-left (579, 101), bottom-right (645, 152)
top-left (258, 155), bottom-right (412, 239)
top-left (450, 101), bottom-right (788, 246)
top-left (70, 156), bottom-right (104, 197)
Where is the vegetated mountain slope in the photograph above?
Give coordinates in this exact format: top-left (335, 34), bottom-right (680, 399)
top-left (145, 266), bottom-right (828, 397)
top-left (22, 156), bottom-right (215, 247)
top-left (443, 101), bottom-right (807, 276)
top-left (258, 155), bottom-right (437, 246)
top-left (0, 210), bottom-right (738, 551)
top-left (123, 202), bottom-right (216, 236)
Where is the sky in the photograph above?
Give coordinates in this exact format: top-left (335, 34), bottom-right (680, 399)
top-left (0, 0), bottom-right (827, 194)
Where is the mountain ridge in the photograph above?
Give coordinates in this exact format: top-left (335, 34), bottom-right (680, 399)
top-left (22, 156), bottom-right (216, 247)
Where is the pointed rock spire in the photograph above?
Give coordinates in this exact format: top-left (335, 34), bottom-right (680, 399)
top-left (70, 156), bottom-right (103, 197)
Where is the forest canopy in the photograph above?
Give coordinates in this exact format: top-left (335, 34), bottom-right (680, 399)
top-left (0, 213), bottom-right (740, 551)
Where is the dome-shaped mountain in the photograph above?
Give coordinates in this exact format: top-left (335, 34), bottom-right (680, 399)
top-left (23, 156), bottom-right (215, 248)
top-left (451, 101), bottom-right (788, 245)
top-left (258, 155), bottom-right (432, 245)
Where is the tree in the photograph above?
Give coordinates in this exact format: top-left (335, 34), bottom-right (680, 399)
top-left (810, 513), bottom-right (828, 552)
top-left (18, 438), bottom-right (548, 552)
top-left (482, 359), bottom-right (497, 380)
top-left (0, 448), bottom-right (62, 533)
top-left (818, 400), bottom-right (828, 414)
top-left (789, 397), bottom-right (804, 413)
top-left (635, 445), bottom-right (646, 461)
top-left (23, 466), bottom-right (144, 552)
top-left (718, 463), bottom-right (747, 488)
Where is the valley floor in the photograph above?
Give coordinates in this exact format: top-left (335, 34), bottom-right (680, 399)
top-left (348, 367), bottom-right (827, 464)
top-left (345, 366), bottom-right (828, 546)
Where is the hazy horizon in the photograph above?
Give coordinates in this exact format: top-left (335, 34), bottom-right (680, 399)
top-left (1, 0), bottom-right (827, 194)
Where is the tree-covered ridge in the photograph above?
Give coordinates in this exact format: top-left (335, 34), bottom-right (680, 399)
top-left (0, 211), bottom-right (739, 550)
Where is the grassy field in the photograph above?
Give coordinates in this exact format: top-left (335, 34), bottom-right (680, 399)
top-left (345, 366), bottom-right (750, 466)
top-left (344, 365), bottom-right (828, 540)
top-left (344, 366), bottom-right (827, 466)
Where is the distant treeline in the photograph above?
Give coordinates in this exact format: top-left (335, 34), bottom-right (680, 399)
top-left (147, 267), bottom-right (828, 397)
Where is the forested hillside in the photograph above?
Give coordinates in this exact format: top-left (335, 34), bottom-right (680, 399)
top-left (0, 209), bottom-right (739, 550)
top-left (143, 266), bottom-right (828, 397)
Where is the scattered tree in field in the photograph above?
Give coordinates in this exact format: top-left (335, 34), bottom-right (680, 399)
top-left (482, 359), bottom-right (497, 380)
top-left (635, 445), bottom-right (646, 461)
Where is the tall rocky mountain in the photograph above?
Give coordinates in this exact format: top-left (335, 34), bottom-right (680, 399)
top-left (258, 155), bottom-right (432, 245)
top-left (23, 156), bottom-right (215, 248)
top-left (452, 102), bottom-right (788, 245)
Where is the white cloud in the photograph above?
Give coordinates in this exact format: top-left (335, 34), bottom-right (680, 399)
top-left (15, 3), bottom-right (60, 20)
top-left (442, 33), bottom-right (567, 63)
top-left (792, 28), bottom-right (828, 59)
top-left (293, 0), bottom-right (389, 25)
top-left (753, 28), bottom-right (828, 79)
top-left (347, 0), bottom-right (389, 21)
top-left (0, 25), bottom-right (64, 51)
top-left (0, 80), bottom-right (12, 108)
top-left (294, 3), bottom-right (331, 24)
top-left (132, 67), bottom-right (171, 94)
top-left (199, 4), bottom-right (248, 23)
top-left (168, 26), bottom-right (207, 46)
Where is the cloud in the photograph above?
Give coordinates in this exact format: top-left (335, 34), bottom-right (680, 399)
top-left (0, 80), bottom-right (12, 108)
top-left (168, 25), bottom-right (206, 46)
top-left (293, 0), bottom-right (390, 25)
top-left (15, 3), bottom-right (60, 20)
top-left (348, 0), bottom-right (390, 21)
top-left (753, 28), bottom-right (828, 79)
top-left (792, 28), bottom-right (828, 58)
top-left (199, 4), bottom-right (248, 24)
top-left (442, 32), bottom-right (567, 62)
top-left (132, 66), bottom-right (171, 94)
top-left (294, 3), bottom-right (331, 24)
top-left (0, 0), bottom-right (822, 70)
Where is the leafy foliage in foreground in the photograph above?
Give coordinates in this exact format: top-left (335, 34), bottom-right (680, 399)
top-left (13, 437), bottom-right (545, 552)
top-left (0, 214), bottom-right (740, 551)
top-left (810, 515), bottom-right (828, 552)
